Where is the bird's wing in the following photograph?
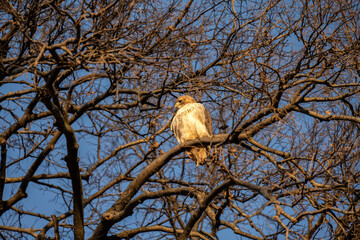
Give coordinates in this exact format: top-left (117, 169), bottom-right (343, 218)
top-left (204, 107), bottom-right (212, 136)
top-left (191, 103), bottom-right (212, 137)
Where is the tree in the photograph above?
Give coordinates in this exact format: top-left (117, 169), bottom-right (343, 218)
top-left (1, 0), bottom-right (360, 239)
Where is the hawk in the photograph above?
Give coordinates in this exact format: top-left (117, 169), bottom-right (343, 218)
top-left (171, 95), bottom-right (212, 165)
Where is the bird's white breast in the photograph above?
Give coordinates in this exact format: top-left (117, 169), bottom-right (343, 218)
top-left (171, 103), bottom-right (210, 143)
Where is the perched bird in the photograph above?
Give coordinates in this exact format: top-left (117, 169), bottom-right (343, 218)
top-left (171, 95), bottom-right (212, 165)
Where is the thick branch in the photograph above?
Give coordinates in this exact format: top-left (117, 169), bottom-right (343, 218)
top-left (0, 144), bottom-right (6, 201)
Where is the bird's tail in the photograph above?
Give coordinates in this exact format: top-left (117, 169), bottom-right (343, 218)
top-left (187, 147), bottom-right (207, 166)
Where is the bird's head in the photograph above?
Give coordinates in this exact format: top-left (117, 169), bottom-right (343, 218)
top-left (174, 95), bottom-right (197, 109)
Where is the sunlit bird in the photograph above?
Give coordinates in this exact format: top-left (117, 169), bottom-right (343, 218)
top-left (171, 95), bottom-right (212, 165)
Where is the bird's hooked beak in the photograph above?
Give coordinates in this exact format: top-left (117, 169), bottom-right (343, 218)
top-left (174, 101), bottom-right (180, 109)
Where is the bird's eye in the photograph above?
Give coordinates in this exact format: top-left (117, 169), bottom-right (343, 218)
top-left (178, 100), bottom-right (182, 103)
